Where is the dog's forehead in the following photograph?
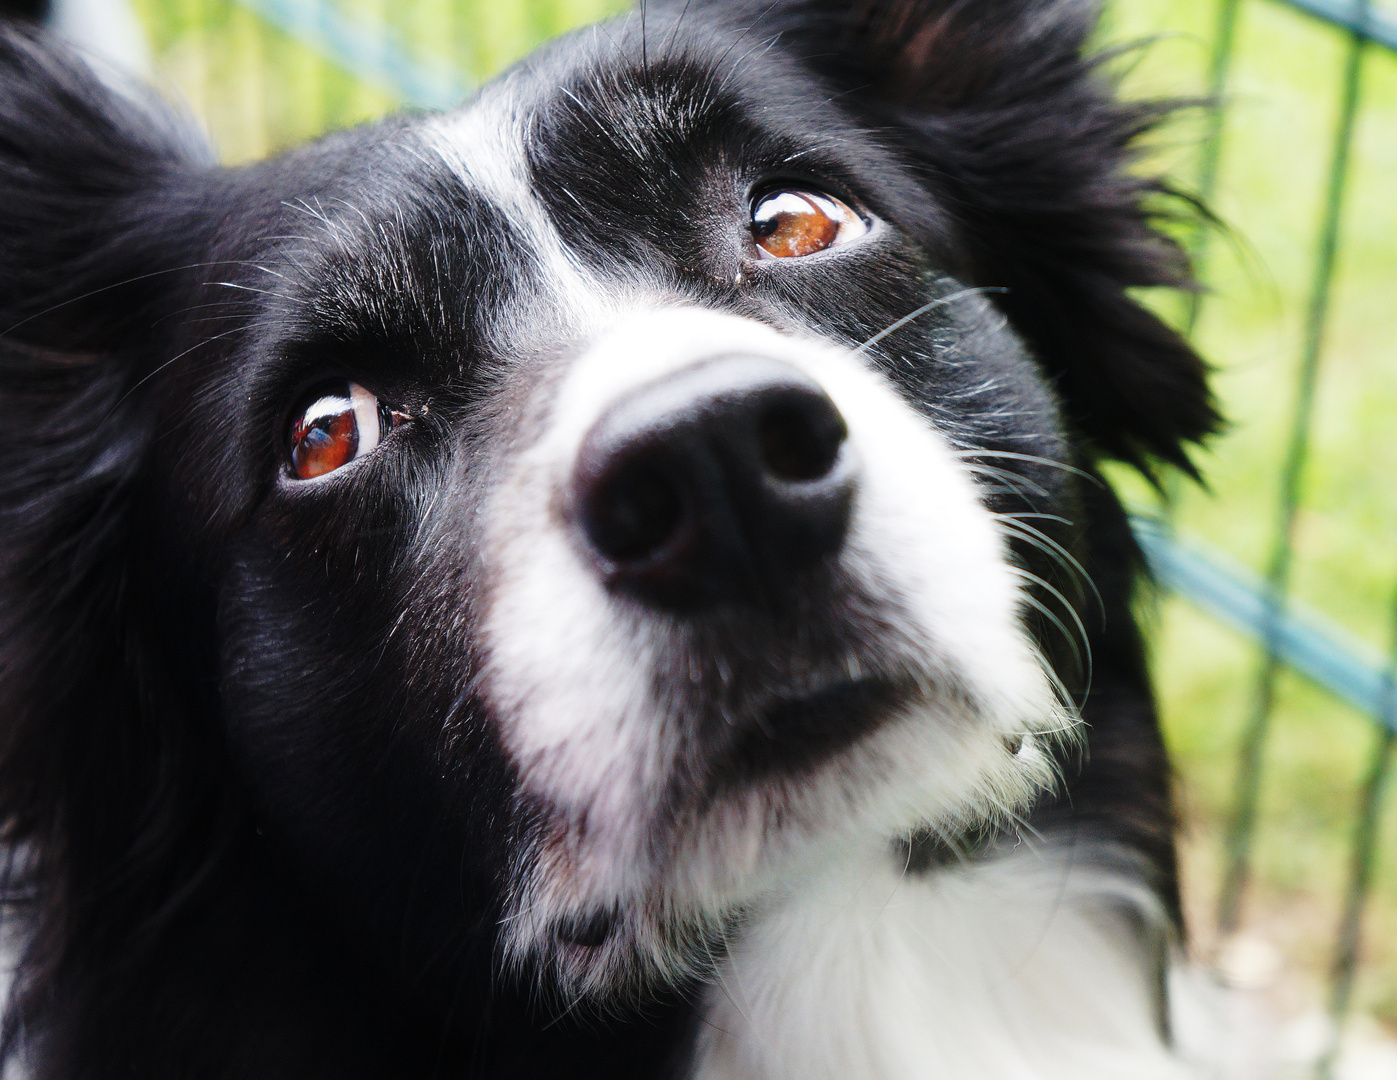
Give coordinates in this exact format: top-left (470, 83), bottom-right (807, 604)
top-left (425, 82), bottom-right (542, 226)
top-left (419, 79), bottom-right (605, 333)
top-left (410, 30), bottom-right (892, 253)
top-left (387, 44), bottom-right (764, 356)
top-left (260, 22), bottom-right (940, 361)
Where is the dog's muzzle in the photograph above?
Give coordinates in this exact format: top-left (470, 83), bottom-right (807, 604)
top-left (570, 355), bottom-right (857, 611)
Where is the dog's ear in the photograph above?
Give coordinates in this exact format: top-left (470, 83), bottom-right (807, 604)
top-left (684, 0), bottom-right (1220, 477)
top-left (0, 26), bottom-right (213, 353)
top-left (0, 24), bottom-right (217, 952)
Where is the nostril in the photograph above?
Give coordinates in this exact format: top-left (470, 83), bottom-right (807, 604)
top-left (756, 393), bottom-right (847, 482)
top-left (582, 457), bottom-right (687, 565)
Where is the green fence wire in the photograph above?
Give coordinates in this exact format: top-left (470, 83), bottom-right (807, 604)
top-left (1216, 0), bottom-right (1370, 939)
top-left (112, 0), bottom-right (1396, 1066)
top-left (1170, 0), bottom-right (1396, 1066)
top-left (129, 0), bottom-right (620, 160)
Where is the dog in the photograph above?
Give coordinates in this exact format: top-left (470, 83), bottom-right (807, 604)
top-left (0, 1), bottom-right (1218, 1075)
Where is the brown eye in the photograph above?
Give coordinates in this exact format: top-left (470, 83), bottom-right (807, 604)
top-left (287, 381), bottom-right (387, 481)
top-left (750, 189), bottom-right (868, 259)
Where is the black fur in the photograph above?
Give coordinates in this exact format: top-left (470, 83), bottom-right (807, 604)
top-left (0, 2), bottom-right (47, 24)
top-left (0, 2), bottom-right (1216, 1076)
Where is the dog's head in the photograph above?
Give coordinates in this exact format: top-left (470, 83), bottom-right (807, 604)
top-left (0, 0), bottom-right (1214, 1016)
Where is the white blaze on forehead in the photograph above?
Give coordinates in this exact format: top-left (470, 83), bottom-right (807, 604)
top-left (477, 305), bottom-right (1069, 967)
top-left (426, 82), bottom-right (619, 339)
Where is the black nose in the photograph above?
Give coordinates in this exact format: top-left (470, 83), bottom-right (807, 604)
top-left (572, 356), bottom-right (856, 610)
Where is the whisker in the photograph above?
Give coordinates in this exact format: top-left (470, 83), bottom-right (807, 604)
top-left (996, 515), bottom-right (1103, 617)
top-left (109, 321), bottom-right (267, 416)
top-left (1010, 721), bottom-right (1082, 738)
top-left (150, 299), bottom-right (257, 327)
top-left (1027, 628), bottom-right (1083, 723)
top-left (327, 196), bottom-right (374, 232)
top-left (703, 920), bottom-right (755, 1034)
top-left (1009, 566), bottom-right (1093, 689)
top-left (712, 0), bottom-right (785, 74)
top-left (952, 449), bottom-right (1103, 488)
top-left (0, 260), bottom-right (253, 341)
top-left (1002, 807), bottom-right (1048, 850)
top-left (1013, 584), bottom-right (1087, 683)
top-left (663, 0), bottom-right (697, 55)
top-left (852, 286), bottom-right (1008, 356)
top-left (998, 512), bottom-right (1072, 526)
top-left (999, 523), bottom-right (1089, 599)
top-left (961, 462), bottom-right (1051, 501)
top-left (203, 280), bottom-right (302, 303)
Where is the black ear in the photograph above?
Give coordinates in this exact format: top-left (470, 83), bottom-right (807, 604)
top-left (0, 2), bottom-right (49, 22)
top-left (0, 23), bottom-right (211, 711)
top-left (0, 25), bottom-right (217, 1033)
top-left (687, 0), bottom-right (1220, 477)
top-left (0, 26), bottom-right (211, 350)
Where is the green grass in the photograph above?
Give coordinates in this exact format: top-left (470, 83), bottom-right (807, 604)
top-left (129, 0), bottom-right (1397, 1034)
top-left (1102, 0), bottom-right (1397, 1030)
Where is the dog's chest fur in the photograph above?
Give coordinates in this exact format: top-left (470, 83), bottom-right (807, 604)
top-left (694, 845), bottom-right (1191, 1080)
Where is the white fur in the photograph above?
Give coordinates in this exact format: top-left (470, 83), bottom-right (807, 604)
top-left (694, 844), bottom-right (1194, 1080)
top-left (428, 83), bottom-right (635, 344)
top-left (474, 305), bottom-right (1072, 989)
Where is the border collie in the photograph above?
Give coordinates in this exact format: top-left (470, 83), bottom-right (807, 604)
top-left (0, 1), bottom-right (1218, 1075)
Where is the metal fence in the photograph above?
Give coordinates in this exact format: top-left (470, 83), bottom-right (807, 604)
top-left (120, 0), bottom-right (620, 161)
top-left (101, 0), bottom-right (1397, 1067)
top-left (1129, 0), bottom-right (1396, 1068)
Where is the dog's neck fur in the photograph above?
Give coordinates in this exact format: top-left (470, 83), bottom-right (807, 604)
top-left (3, 837), bottom-right (1192, 1080)
top-left (694, 844), bottom-right (1189, 1080)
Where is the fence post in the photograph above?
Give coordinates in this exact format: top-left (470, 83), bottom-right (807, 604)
top-left (1184, 0), bottom-right (1243, 335)
top-left (1319, 571), bottom-right (1397, 1076)
top-left (1216, 0), bottom-right (1371, 938)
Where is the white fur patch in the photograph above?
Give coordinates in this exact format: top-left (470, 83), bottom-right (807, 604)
top-left (474, 305), bottom-right (1073, 991)
top-left (694, 844), bottom-right (1194, 1080)
top-left (427, 82), bottom-right (642, 347)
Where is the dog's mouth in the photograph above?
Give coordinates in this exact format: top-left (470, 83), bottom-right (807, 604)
top-left (705, 673), bottom-right (918, 794)
top-left (544, 671), bottom-right (938, 956)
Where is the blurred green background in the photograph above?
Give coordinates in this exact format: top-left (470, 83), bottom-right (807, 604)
top-left (1101, 0), bottom-right (1397, 1040)
top-left (121, 0), bottom-right (1397, 1049)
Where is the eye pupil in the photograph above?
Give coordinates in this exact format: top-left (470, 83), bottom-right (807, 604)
top-left (753, 214), bottom-right (781, 239)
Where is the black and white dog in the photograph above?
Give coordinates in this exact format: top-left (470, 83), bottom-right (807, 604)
top-left (0, 1), bottom-right (1218, 1075)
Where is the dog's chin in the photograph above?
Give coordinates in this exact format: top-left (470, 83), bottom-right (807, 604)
top-left (705, 673), bottom-right (915, 794)
top-left (504, 686), bottom-right (1065, 1004)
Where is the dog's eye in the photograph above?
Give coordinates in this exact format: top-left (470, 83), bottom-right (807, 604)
top-left (287, 381), bottom-right (397, 480)
top-left (751, 189), bottom-right (867, 259)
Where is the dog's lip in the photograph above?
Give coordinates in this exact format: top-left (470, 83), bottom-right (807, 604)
top-left (707, 673), bottom-right (916, 792)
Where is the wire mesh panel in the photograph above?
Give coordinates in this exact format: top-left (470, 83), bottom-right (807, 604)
top-left (1184, 1), bottom-right (1397, 1068)
top-left (129, 0), bottom-right (623, 159)
top-left (1114, 0), bottom-right (1397, 1068)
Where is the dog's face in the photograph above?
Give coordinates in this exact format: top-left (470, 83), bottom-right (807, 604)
top-left (192, 24), bottom-right (1077, 997)
top-left (0, 0), bottom-right (1215, 1021)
